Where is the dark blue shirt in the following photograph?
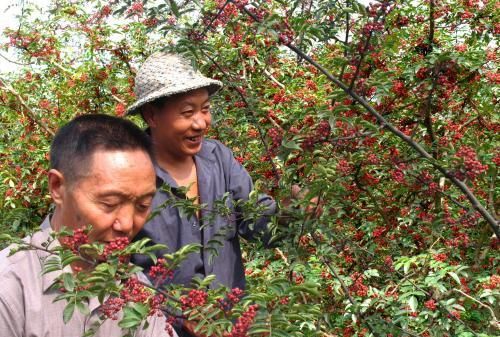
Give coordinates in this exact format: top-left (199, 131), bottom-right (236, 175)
top-left (132, 139), bottom-right (276, 290)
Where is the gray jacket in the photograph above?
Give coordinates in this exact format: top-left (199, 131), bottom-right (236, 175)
top-left (132, 139), bottom-right (276, 290)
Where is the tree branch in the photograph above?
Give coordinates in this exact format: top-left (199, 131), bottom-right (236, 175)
top-left (235, 0), bottom-right (499, 237)
top-left (0, 77), bottom-right (55, 137)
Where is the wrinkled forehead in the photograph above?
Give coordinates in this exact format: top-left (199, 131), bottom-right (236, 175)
top-left (72, 149), bottom-right (156, 190)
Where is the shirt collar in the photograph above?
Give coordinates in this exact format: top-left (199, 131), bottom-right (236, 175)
top-left (32, 216), bottom-right (72, 293)
top-left (154, 139), bottom-right (217, 187)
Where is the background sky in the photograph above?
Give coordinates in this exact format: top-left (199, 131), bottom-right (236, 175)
top-left (0, 0), bottom-right (51, 73)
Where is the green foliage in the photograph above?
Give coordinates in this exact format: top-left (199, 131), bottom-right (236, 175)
top-left (0, 0), bottom-right (499, 336)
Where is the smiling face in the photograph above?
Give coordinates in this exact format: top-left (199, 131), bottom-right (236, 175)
top-left (144, 88), bottom-right (211, 161)
top-left (49, 149), bottom-right (156, 242)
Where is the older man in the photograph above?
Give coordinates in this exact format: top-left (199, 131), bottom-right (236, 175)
top-left (0, 114), bottom-right (176, 337)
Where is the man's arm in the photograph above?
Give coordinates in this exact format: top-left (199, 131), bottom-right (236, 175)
top-left (224, 148), bottom-right (277, 241)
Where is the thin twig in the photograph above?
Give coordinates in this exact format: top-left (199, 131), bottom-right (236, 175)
top-left (254, 58), bottom-right (285, 89)
top-left (0, 77), bottom-right (55, 136)
top-left (201, 0), bottom-right (231, 37)
top-left (453, 289), bottom-right (499, 329)
top-left (198, 47), bottom-right (281, 180)
top-left (0, 52), bottom-right (32, 66)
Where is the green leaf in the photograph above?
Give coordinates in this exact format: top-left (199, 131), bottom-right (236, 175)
top-left (61, 255), bottom-right (82, 267)
top-left (119, 317), bottom-right (142, 329)
top-left (448, 272), bottom-right (461, 285)
top-left (408, 296), bottom-right (418, 312)
top-left (63, 301), bottom-right (76, 324)
top-left (0, 234), bottom-right (12, 241)
top-left (282, 139), bottom-right (302, 151)
top-left (61, 272), bottom-right (75, 292)
top-left (75, 300), bottom-right (90, 316)
top-left (168, 0), bottom-right (180, 17)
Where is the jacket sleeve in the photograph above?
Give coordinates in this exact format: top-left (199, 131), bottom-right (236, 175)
top-left (222, 144), bottom-right (277, 241)
top-left (0, 282), bottom-right (23, 337)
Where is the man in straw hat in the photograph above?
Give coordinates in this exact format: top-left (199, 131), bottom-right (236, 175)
top-left (127, 52), bottom-right (277, 336)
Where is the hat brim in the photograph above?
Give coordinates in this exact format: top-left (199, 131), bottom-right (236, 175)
top-left (126, 80), bottom-right (222, 116)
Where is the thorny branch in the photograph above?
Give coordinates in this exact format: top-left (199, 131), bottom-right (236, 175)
top-left (232, 2), bottom-right (499, 238)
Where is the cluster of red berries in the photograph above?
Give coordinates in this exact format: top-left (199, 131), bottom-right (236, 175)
top-left (148, 293), bottom-right (165, 316)
top-left (142, 17), bottom-right (159, 27)
top-left (102, 237), bottom-right (130, 259)
top-left (433, 253), bottom-right (448, 262)
top-left (456, 145), bottom-right (488, 180)
top-left (126, 1), bottom-right (144, 15)
top-left (223, 304), bottom-right (259, 337)
top-left (101, 297), bottom-right (126, 320)
top-left (482, 275), bottom-right (500, 290)
top-left (360, 172), bottom-right (380, 186)
top-left (300, 136), bottom-right (315, 151)
top-left (298, 235), bottom-right (311, 247)
top-left (337, 159), bottom-right (353, 175)
top-left (372, 226), bottom-right (388, 238)
top-left (218, 287), bottom-right (244, 311)
top-left (187, 30), bottom-right (205, 42)
top-left (349, 272), bottom-right (368, 297)
top-left (148, 258), bottom-right (174, 282)
top-left (367, 1), bottom-right (394, 17)
top-left (114, 103), bottom-right (126, 117)
top-left (279, 296), bottom-right (289, 305)
top-left (241, 44), bottom-right (257, 57)
top-left (227, 287), bottom-right (244, 303)
top-left (231, 0), bottom-right (249, 9)
top-left (267, 127), bottom-right (282, 148)
top-left (316, 120), bottom-right (331, 139)
top-left (362, 21), bottom-right (384, 35)
top-left (60, 228), bottom-right (89, 254)
top-left (384, 256), bottom-right (394, 271)
top-left (305, 80), bottom-right (317, 91)
top-left (391, 169), bottom-right (406, 184)
top-left (344, 254), bottom-right (354, 264)
top-left (89, 5), bottom-right (112, 23)
top-left (203, 2), bottom-right (239, 29)
top-left (100, 5), bottom-right (112, 17)
top-left (392, 80), bottom-right (408, 97)
top-left (424, 299), bottom-right (437, 311)
top-left (416, 67), bottom-right (430, 80)
top-left (272, 90), bottom-right (287, 104)
top-left (121, 277), bottom-right (150, 303)
top-left (444, 231), bottom-right (470, 248)
top-left (181, 289), bottom-right (208, 310)
top-left (292, 271), bottom-right (304, 285)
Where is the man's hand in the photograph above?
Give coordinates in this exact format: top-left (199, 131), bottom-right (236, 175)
top-left (289, 184), bottom-right (323, 218)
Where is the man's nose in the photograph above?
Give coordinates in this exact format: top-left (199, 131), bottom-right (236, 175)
top-left (192, 112), bottom-right (207, 130)
top-left (113, 204), bottom-right (135, 236)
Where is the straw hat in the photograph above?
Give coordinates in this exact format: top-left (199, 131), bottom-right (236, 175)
top-left (126, 52), bottom-right (223, 115)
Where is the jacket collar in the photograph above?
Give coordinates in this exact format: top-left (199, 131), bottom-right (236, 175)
top-left (154, 139), bottom-right (217, 188)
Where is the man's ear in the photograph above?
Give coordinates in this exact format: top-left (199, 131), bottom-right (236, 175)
top-left (48, 169), bottom-right (66, 205)
top-left (141, 104), bottom-right (157, 128)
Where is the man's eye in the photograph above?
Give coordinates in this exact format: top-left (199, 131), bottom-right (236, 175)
top-left (182, 110), bottom-right (194, 116)
top-left (136, 203), bottom-right (151, 211)
top-left (101, 202), bottom-right (118, 210)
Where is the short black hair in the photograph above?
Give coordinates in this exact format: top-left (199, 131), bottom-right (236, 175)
top-left (50, 114), bottom-right (154, 183)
